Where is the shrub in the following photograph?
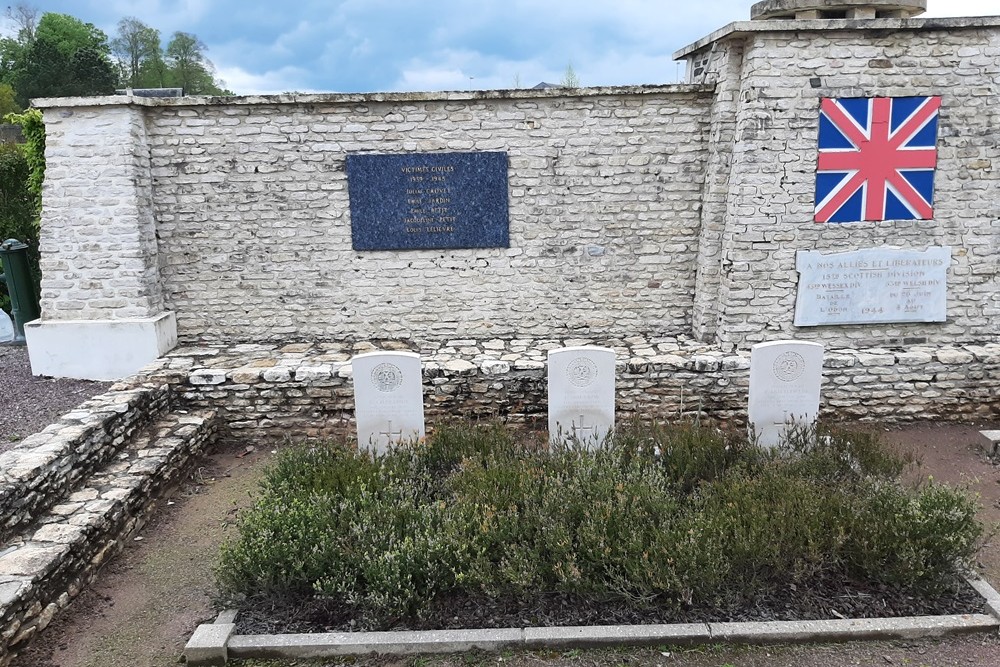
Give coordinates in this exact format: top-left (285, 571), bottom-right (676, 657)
top-left (216, 421), bottom-right (984, 626)
top-left (0, 141), bottom-right (40, 313)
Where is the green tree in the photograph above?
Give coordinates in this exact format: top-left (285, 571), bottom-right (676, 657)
top-left (6, 13), bottom-right (116, 106)
top-left (165, 31), bottom-right (230, 95)
top-left (34, 12), bottom-right (109, 59)
top-left (111, 17), bottom-right (164, 88)
top-left (0, 83), bottom-right (19, 116)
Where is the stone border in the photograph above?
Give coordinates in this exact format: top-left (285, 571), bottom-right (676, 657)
top-left (125, 339), bottom-right (1000, 445)
top-left (184, 577), bottom-right (1000, 665)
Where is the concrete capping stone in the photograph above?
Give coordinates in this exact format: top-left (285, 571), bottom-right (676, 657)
top-left (199, 612), bottom-right (999, 664)
top-left (978, 430), bottom-right (1000, 456)
top-left (32, 84), bottom-right (715, 110)
top-left (184, 622), bottom-right (235, 666)
top-left (672, 15), bottom-right (1000, 59)
top-left (226, 628), bottom-right (524, 659)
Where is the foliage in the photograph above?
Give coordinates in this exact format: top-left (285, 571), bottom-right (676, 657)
top-left (111, 17), bottom-right (164, 89)
top-left (2, 10), bottom-right (232, 104)
top-left (5, 14), bottom-right (117, 106)
top-left (0, 83), bottom-right (18, 116)
top-left (217, 422), bottom-right (984, 626)
top-left (6, 108), bottom-right (44, 203)
top-left (0, 142), bottom-right (38, 312)
top-left (164, 31), bottom-right (230, 95)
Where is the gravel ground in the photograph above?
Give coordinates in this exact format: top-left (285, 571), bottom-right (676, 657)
top-left (0, 344), bottom-right (111, 453)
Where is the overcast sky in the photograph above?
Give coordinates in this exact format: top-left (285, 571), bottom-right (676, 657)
top-left (3, 1), bottom-right (997, 95)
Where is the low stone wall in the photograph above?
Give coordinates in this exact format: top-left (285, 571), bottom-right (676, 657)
top-left (0, 386), bottom-right (170, 543)
top-left (132, 338), bottom-right (1000, 444)
top-left (0, 409), bottom-right (217, 665)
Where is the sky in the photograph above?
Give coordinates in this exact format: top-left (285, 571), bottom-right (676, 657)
top-left (2, 1), bottom-right (998, 95)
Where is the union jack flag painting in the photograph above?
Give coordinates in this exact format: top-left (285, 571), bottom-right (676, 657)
top-left (815, 96), bottom-right (941, 223)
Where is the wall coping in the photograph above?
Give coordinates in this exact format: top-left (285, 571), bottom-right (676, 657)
top-left (673, 15), bottom-right (1000, 59)
top-left (31, 83), bottom-right (715, 110)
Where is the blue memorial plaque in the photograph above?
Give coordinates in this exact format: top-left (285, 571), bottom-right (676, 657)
top-left (347, 151), bottom-right (509, 250)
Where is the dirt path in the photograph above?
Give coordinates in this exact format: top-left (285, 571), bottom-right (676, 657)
top-left (10, 443), bottom-right (270, 667)
top-left (8, 424), bottom-right (1000, 667)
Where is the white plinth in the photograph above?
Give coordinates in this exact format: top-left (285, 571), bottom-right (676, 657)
top-left (24, 312), bottom-right (177, 380)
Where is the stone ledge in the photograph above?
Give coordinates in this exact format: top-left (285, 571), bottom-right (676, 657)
top-left (0, 409), bottom-right (218, 665)
top-left (119, 338), bottom-right (1000, 443)
top-left (189, 603), bottom-right (1000, 665)
top-left (0, 386), bottom-right (170, 544)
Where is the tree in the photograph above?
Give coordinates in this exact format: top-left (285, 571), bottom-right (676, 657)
top-left (4, 3), bottom-right (39, 43)
top-left (34, 12), bottom-right (109, 59)
top-left (165, 31), bottom-right (230, 95)
top-left (561, 63), bottom-right (580, 88)
top-left (11, 34), bottom-right (115, 105)
top-left (0, 83), bottom-right (19, 115)
top-left (111, 17), bottom-right (163, 88)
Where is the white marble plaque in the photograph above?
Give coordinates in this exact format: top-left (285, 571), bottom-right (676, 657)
top-left (748, 340), bottom-right (824, 448)
top-left (795, 246), bottom-right (950, 326)
top-left (548, 346), bottom-right (616, 447)
top-left (0, 310), bottom-right (13, 343)
top-left (351, 351), bottom-right (425, 454)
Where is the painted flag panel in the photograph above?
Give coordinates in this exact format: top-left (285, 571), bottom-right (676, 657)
top-left (815, 96), bottom-right (941, 223)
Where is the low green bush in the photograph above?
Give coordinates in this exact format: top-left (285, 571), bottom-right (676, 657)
top-left (216, 421), bottom-right (984, 625)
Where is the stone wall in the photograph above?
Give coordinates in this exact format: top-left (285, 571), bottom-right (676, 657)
top-left (134, 339), bottom-right (1000, 445)
top-left (681, 19), bottom-right (1000, 350)
top-left (28, 15), bottom-right (1000, 390)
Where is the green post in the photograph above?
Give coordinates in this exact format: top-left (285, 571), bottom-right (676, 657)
top-left (0, 238), bottom-right (40, 344)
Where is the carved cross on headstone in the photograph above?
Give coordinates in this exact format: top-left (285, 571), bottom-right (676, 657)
top-left (378, 420), bottom-right (403, 447)
top-left (572, 414), bottom-right (595, 440)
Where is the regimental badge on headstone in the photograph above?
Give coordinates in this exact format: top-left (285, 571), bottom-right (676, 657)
top-left (815, 96), bottom-right (940, 223)
top-left (748, 340), bottom-right (824, 448)
top-left (350, 351), bottom-right (425, 454)
top-left (547, 346), bottom-right (616, 448)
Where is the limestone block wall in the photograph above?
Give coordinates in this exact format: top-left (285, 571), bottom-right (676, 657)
top-left (39, 106), bottom-right (163, 320)
top-left (142, 87), bottom-right (713, 343)
top-left (700, 22), bottom-right (1000, 350)
top-left (135, 339), bottom-right (1000, 444)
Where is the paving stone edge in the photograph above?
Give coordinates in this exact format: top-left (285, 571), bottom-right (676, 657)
top-left (184, 577), bottom-right (1000, 665)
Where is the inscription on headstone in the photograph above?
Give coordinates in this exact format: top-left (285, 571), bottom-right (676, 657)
top-left (347, 151), bottom-right (509, 250)
top-left (351, 351), bottom-right (425, 454)
top-left (548, 346), bottom-right (616, 448)
top-left (748, 340), bottom-right (824, 448)
top-left (795, 246), bottom-right (950, 326)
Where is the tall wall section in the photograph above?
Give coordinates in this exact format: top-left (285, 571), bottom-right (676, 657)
top-left (681, 18), bottom-right (1000, 351)
top-left (62, 87), bottom-right (710, 344)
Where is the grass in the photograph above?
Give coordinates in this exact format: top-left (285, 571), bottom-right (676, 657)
top-left (216, 420), bottom-right (984, 628)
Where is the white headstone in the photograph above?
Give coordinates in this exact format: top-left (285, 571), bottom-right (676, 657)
top-left (548, 346), bottom-right (616, 447)
top-left (0, 310), bottom-right (13, 343)
top-left (351, 351), bottom-right (425, 454)
top-left (748, 340), bottom-right (824, 448)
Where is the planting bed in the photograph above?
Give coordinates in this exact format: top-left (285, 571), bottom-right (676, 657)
top-left (217, 422), bottom-right (990, 636)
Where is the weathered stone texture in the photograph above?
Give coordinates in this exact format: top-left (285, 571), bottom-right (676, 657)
top-left (705, 27), bottom-right (1000, 349)
top-left (39, 106), bottom-right (164, 320)
top-left (139, 89), bottom-right (712, 343)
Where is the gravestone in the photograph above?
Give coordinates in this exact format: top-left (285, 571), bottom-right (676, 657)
top-left (351, 351), bottom-right (425, 454)
top-left (748, 340), bottom-right (824, 448)
top-left (548, 346), bottom-right (616, 447)
top-left (0, 310), bottom-right (13, 343)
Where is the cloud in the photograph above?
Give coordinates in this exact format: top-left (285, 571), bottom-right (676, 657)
top-left (214, 64), bottom-right (320, 95)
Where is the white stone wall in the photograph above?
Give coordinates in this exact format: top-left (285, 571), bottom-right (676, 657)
top-left (39, 105), bottom-right (163, 320)
top-left (33, 20), bottom-right (1000, 355)
top-left (706, 25), bottom-right (1000, 350)
top-left (144, 88), bottom-right (713, 343)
